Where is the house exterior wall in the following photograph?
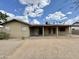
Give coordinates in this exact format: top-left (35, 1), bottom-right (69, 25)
top-left (44, 27), bottom-right (56, 36)
top-left (58, 27), bottom-right (69, 36)
top-left (44, 26), bottom-right (69, 36)
top-left (3, 21), bottom-right (30, 39)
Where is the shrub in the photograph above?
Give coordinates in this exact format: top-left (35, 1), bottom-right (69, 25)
top-left (0, 32), bottom-right (10, 40)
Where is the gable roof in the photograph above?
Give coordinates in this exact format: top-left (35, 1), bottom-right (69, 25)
top-left (1, 19), bottom-right (30, 26)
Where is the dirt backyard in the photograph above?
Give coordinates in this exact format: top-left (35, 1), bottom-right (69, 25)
top-left (0, 37), bottom-right (79, 59)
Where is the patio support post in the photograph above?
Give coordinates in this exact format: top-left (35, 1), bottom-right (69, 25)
top-left (42, 26), bottom-right (44, 36)
top-left (69, 26), bottom-right (72, 37)
top-left (56, 27), bottom-right (59, 37)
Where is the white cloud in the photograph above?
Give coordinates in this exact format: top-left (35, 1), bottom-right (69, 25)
top-left (31, 19), bottom-right (40, 24)
top-left (24, 16), bottom-right (29, 23)
top-left (14, 16), bottom-right (29, 23)
top-left (35, 9), bottom-right (44, 17)
top-left (61, 17), bottom-right (68, 20)
top-left (0, 10), bottom-right (15, 17)
top-left (19, 0), bottom-right (51, 17)
top-left (67, 12), bottom-right (72, 15)
top-left (7, 16), bottom-right (29, 23)
top-left (39, 0), bottom-right (51, 8)
top-left (6, 13), bottom-right (15, 17)
top-left (24, 6), bottom-right (44, 17)
top-left (19, 0), bottom-right (51, 8)
top-left (46, 11), bottom-right (66, 20)
top-left (45, 11), bottom-right (74, 25)
top-left (0, 10), bottom-right (29, 23)
top-left (0, 10), bottom-right (5, 14)
top-left (64, 16), bottom-right (79, 25)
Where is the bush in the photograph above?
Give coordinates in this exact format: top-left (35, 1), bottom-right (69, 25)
top-left (0, 32), bottom-right (10, 40)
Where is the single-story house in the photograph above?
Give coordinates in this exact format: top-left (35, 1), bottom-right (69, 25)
top-left (0, 19), bottom-right (72, 39)
top-left (71, 20), bottom-right (79, 35)
top-left (72, 20), bottom-right (79, 30)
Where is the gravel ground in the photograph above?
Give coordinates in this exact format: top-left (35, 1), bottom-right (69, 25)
top-left (7, 37), bottom-right (79, 59)
top-left (0, 40), bottom-right (24, 59)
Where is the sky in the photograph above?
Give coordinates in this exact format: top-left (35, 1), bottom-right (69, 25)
top-left (0, 0), bottom-right (79, 25)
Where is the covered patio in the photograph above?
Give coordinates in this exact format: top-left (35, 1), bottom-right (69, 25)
top-left (30, 25), bottom-right (72, 37)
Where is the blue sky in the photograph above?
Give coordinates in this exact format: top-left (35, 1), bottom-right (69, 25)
top-left (0, 0), bottom-right (79, 24)
top-left (0, 0), bottom-right (25, 15)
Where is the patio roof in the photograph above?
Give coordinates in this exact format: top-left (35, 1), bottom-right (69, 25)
top-left (30, 24), bottom-right (72, 27)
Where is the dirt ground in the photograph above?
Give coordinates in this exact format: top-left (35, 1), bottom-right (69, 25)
top-left (0, 40), bottom-right (24, 59)
top-left (0, 37), bottom-right (79, 59)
